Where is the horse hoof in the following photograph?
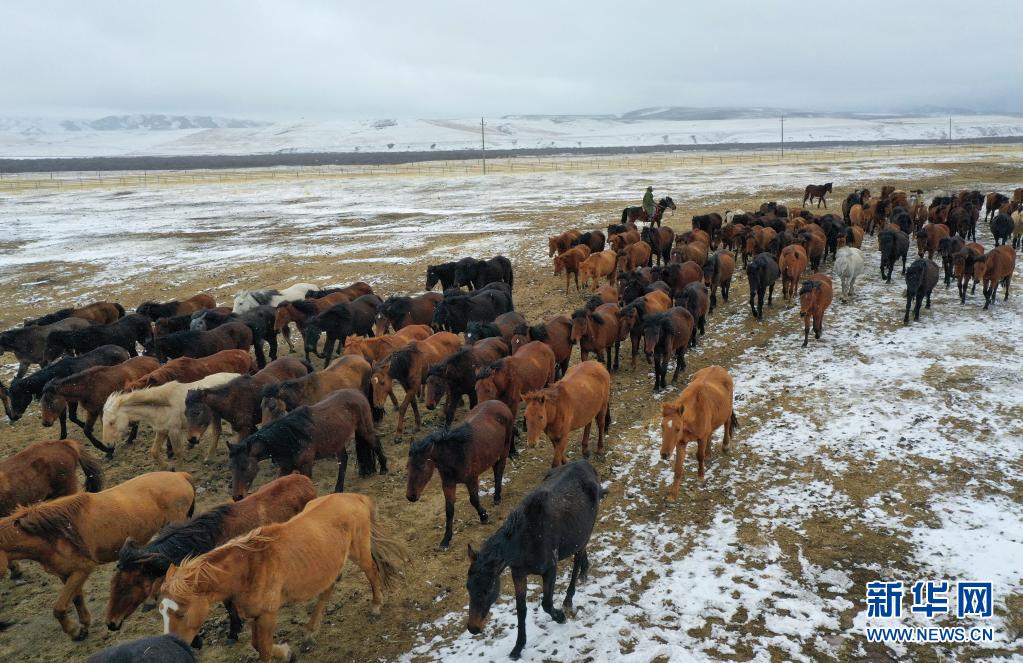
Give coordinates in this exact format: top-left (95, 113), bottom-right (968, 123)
top-left (141, 601), bottom-right (156, 613)
top-left (551, 608), bottom-right (567, 624)
top-left (226, 636), bottom-right (238, 645)
top-left (300, 638), bottom-right (316, 653)
top-left (438, 542), bottom-right (450, 551)
top-left (479, 512), bottom-right (490, 524)
top-left (71, 625), bottom-right (88, 641)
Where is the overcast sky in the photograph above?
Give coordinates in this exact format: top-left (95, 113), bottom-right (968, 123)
top-left (1, 1), bottom-right (1017, 120)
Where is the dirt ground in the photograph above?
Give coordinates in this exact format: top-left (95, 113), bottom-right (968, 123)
top-left (0, 152), bottom-right (1021, 662)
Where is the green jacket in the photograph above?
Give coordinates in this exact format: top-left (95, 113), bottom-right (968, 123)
top-left (642, 190), bottom-right (655, 214)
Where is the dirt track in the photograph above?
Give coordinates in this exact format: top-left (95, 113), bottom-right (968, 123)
top-left (0, 152), bottom-right (1021, 662)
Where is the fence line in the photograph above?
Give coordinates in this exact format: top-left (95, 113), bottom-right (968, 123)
top-left (0, 142), bottom-right (1017, 193)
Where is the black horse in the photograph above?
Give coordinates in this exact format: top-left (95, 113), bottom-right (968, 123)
top-left (878, 229), bottom-right (910, 283)
top-left (466, 460), bottom-right (603, 660)
top-left (454, 256), bottom-right (514, 290)
top-left (426, 258), bottom-right (474, 291)
top-left (990, 213), bottom-right (1014, 247)
top-left (746, 252), bottom-right (780, 321)
top-left (302, 295), bottom-right (381, 368)
top-left (424, 340), bottom-right (508, 427)
top-left (904, 258), bottom-right (939, 324)
top-left (45, 314), bottom-right (152, 359)
top-left (570, 231), bottom-right (606, 253)
top-left (85, 635), bottom-right (196, 663)
top-left (433, 290), bottom-right (514, 334)
top-left (818, 215), bottom-right (846, 263)
top-left (937, 236), bottom-right (965, 288)
top-left (190, 305), bottom-right (277, 367)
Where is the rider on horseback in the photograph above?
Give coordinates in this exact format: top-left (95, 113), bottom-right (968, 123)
top-left (642, 186), bottom-right (655, 217)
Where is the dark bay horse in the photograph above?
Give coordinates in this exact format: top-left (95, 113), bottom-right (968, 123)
top-left (642, 308), bottom-right (694, 391)
top-left (510, 316), bottom-right (573, 378)
top-left (406, 400), bottom-right (515, 550)
top-left (620, 196), bottom-right (675, 227)
top-left (803, 182), bottom-right (833, 208)
top-left (424, 338), bottom-right (508, 427)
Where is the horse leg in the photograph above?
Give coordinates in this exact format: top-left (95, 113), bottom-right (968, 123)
top-left (510, 572), bottom-right (529, 659)
top-left (333, 448), bottom-right (349, 493)
top-left (282, 324), bottom-right (296, 353)
top-left (149, 431), bottom-right (168, 469)
top-left (815, 312), bottom-right (824, 340)
top-left (267, 333), bottom-right (278, 361)
top-left (67, 402), bottom-right (84, 427)
top-left (672, 346), bottom-right (685, 383)
top-left (467, 476), bottom-right (489, 524)
top-left (395, 390), bottom-right (413, 436)
top-left (409, 390), bottom-right (422, 431)
top-left (252, 612), bottom-right (288, 663)
top-left (579, 421), bottom-right (592, 458)
top-left (803, 315), bottom-right (810, 347)
top-left (59, 409), bottom-right (68, 439)
top-left (53, 570), bottom-right (91, 640)
top-left (540, 566), bottom-right (566, 624)
top-left (302, 582), bottom-right (337, 649)
top-left (16, 361), bottom-right (29, 379)
top-left (564, 551), bottom-right (585, 611)
top-left (696, 437), bottom-right (709, 480)
top-left (225, 599), bottom-right (243, 642)
top-left (552, 435), bottom-right (568, 468)
top-left (493, 457), bottom-right (506, 504)
top-left (71, 587), bottom-right (91, 638)
top-left (668, 443), bottom-right (686, 501)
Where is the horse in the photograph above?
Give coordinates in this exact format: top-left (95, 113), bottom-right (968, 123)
top-left (702, 251), bottom-right (735, 312)
top-left (40, 356), bottom-right (159, 454)
top-left (510, 316), bottom-right (573, 378)
top-left (155, 307), bottom-right (231, 338)
top-left (0, 439), bottom-right (103, 529)
top-left (231, 389), bottom-right (385, 500)
top-left (691, 212), bottom-right (722, 247)
top-left (424, 338), bottom-right (508, 427)
top-left (465, 311), bottom-right (527, 347)
top-left (146, 322), bottom-right (253, 363)
top-left (0, 317), bottom-right (96, 378)
top-left (466, 460), bottom-right (602, 660)
top-left (370, 332), bottom-right (462, 436)
top-left (803, 183), bottom-right (832, 209)
top-left (615, 240), bottom-right (652, 273)
top-left (105, 475), bottom-right (315, 636)
top-left (407, 400), bottom-right (515, 549)
top-left (103, 373), bottom-right (240, 467)
top-left (796, 229), bottom-right (825, 271)
top-left (990, 212), bottom-right (1014, 247)
top-left (0, 471), bottom-right (194, 639)
top-left (45, 314), bottom-right (152, 359)
top-left (659, 365), bottom-right (737, 500)
top-left (648, 197), bottom-right (676, 228)
top-left (746, 252), bottom-right (780, 321)
top-left (608, 229), bottom-right (640, 252)
top-left (232, 282), bottom-right (319, 315)
top-left (674, 283), bottom-right (709, 346)
top-left (373, 292), bottom-right (443, 336)
top-left (569, 304), bottom-right (621, 372)
top-left (878, 229), bottom-right (910, 283)
top-left (548, 229), bottom-right (582, 257)
top-left (303, 295), bottom-right (383, 367)
top-left (5, 345), bottom-right (130, 436)
top-left (184, 357), bottom-right (310, 460)
top-left (798, 275), bottom-right (833, 347)
top-left (984, 192), bottom-right (1009, 222)
top-left (342, 324), bottom-right (432, 363)
top-left (975, 245), bottom-right (1015, 310)
top-left (578, 250), bottom-right (619, 291)
top-left (126, 348), bottom-right (254, 391)
top-left (523, 361), bottom-right (611, 468)
top-left (552, 245), bottom-right (591, 292)
top-left (642, 226), bottom-right (675, 266)
top-left (191, 305), bottom-right (278, 366)
top-left (832, 247), bottom-right (864, 301)
top-left (426, 260), bottom-right (471, 291)
top-left (0, 380), bottom-right (11, 423)
top-left (160, 493), bottom-right (407, 663)
top-left (85, 635), bottom-right (195, 663)
top-left (1012, 210), bottom-right (1023, 249)
top-left (937, 236), bottom-right (966, 287)
top-left (474, 341), bottom-right (556, 418)
top-left (916, 223), bottom-right (951, 260)
top-left (273, 292), bottom-right (351, 351)
top-left (432, 289), bottom-right (514, 334)
top-left (454, 256), bottom-right (514, 290)
top-left (305, 282), bottom-right (374, 302)
top-left (954, 243), bottom-right (985, 304)
top-left (260, 354), bottom-right (375, 425)
top-left (137, 295), bottom-right (216, 322)
top-left (24, 301), bottom-right (124, 327)
top-left (904, 258), bottom-right (940, 324)
top-left (672, 239), bottom-right (708, 266)
top-left (641, 308), bottom-right (694, 391)
top-left (779, 244), bottom-right (809, 303)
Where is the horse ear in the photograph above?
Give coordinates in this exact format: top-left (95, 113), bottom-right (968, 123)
top-left (467, 544), bottom-right (477, 561)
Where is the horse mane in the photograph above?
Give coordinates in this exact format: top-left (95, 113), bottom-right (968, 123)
top-left (799, 280), bottom-right (823, 296)
top-left (410, 426), bottom-right (470, 458)
top-left (286, 299), bottom-right (319, 316)
top-left (26, 308), bottom-right (75, 326)
top-left (10, 494), bottom-right (91, 557)
top-left (475, 360), bottom-right (504, 380)
top-left (570, 308), bottom-right (589, 322)
top-left (118, 505), bottom-right (231, 574)
top-left (527, 323), bottom-right (549, 341)
top-left (466, 321), bottom-right (498, 338)
top-left (241, 406), bottom-right (314, 458)
top-left (388, 345), bottom-right (419, 382)
top-left (379, 296), bottom-right (412, 321)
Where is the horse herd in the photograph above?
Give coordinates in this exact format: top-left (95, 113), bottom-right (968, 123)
top-left (0, 181), bottom-right (1020, 662)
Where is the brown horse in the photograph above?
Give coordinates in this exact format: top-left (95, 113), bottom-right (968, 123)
top-left (619, 290), bottom-right (671, 367)
top-left (523, 360), bottom-right (611, 467)
top-left (975, 245), bottom-right (1015, 309)
top-left (608, 229), bottom-right (641, 252)
top-left (578, 250), bottom-right (619, 291)
top-left (642, 307), bottom-right (694, 390)
top-left (474, 341), bottom-right (556, 418)
top-left (917, 223), bottom-right (950, 259)
top-left (553, 245), bottom-right (591, 293)
top-left (233, 389), bottom-right (385, 499)
top-left (510, 315), bottom-right (573, 378)
top-left (343, 324), bottom-right (432, 363)
top-left (779, 244), bottom-right (809, 302)
top-left (273, 292), bottom-right (349, 333)
top-left (186, 356), bottom-right (311, 460)
top-left (803, 183), bottom-right (833, 208)
top-left (0, 471), bottom-right (194, 639)
top-left (423, 338), bottom-right (509, 427)
top-left (161, 493), bottom-right (407, 663)
top-left (370, 332), bottom-right (462, 435)
top-left (703, 250), bottom-right (735, 312)
top-left (40, 356), bottom-right (159, 453)
top-left (548, 229), bottom-right (582, 257)
top-left (643, 226), bottom-right (675, 266)
top-left (373, 292), bottom-right (443, 336)
top-left (615, 241), bottom-right (652, 272)
top-left (659, 365), bottom-right (737, 500)
top-left (24, 302), bottom-right (125, 327)
top-left (136, 294), bottom-right (216, 321)
top-left (260, 355), bottom-right (373, 425)
top-left (671, 239), bottom-right (708, 266)
top-left (954, 242), bottom-right (985, 303)
top-left (406, 400), bottom-right (515, 549)
top-left (126, 349), bottom-right (254, 391)
top-left (0, 439), bottom-right (103, 517)
top-left (799, 274), bottom-right (834, 347)
top-left (570, 303), bottom-right (621, 371)
top-left (105, 474), bottom-right (316, 635)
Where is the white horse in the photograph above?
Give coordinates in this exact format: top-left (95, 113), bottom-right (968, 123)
top-left (724, 210), bottom-right (746, 223)
top-left (233, 282), bottom-right (319, 314)
top-left (833, 247), bottom-right (865, 301)
top-left (102, 372), bottom-right (239, 468)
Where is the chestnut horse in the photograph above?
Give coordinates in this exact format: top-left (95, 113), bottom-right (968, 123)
top-left (954, 243), bottom-right (985, 304)
top-left (260, 354), bottom-right (374, 425)
top-left (975, 245), bottom-right (1016, 309)
top-left (552, 245), bottom-right (591, 293)
top-left (510, 315), bottom-right (573, 378)
top-left (370, 332), bottom-right (461, 436)
top-left (24, 301), bottom-right (124, 327)
top-left (702, 251), bottom-right (735, 312)
top-left (620, 290), bottom-right (672, 366)
top-left (373, 293), bottom-right (443, 336)
top-left (126, 349), bottom-right (254, 391)
top-left (548, 229), bottom-right (582, 257)
top-left (798, 274), bottom-right (834, 347)
top-left (160, 493), bottom-right (407, 663)
top-left (231, 389), bottom-right (386, 500)
top-left (570, 303), bottom-right (621, 372)
top-left (578, 250), bottom-right (619, 291)
top-left (0, 471), bottom-right (195, 639)
top-left (0, 438), bottom-right (104, 520)
top-left (406, 400), bottom-right (515, 549)
top-left (916, 223), bottom-right (950, 259)
top-left (474, 341), bottom-right (556, 417)
top-left (615, 241), bottom-right (652, 272)
top-left (342, 324), bottom-right (432, 363)
top-left (659, 366), bottom-right (737, 500)
top-left (106, 474), bottom-right (315, 636)
top-left (779, 244), bottom-right (809, 302)
top-left (424, 338), bottom-right (508, 427)
top-left (523, 360), bottom-right (611, 467)
top-left (642, 307), bottom-right (695, 391)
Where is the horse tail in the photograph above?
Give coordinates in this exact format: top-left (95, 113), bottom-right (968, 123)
top-left (113, 302), bottom-right (126, 318)
top-left (621, 208), bottom-right (628, 224)
top-left (361, 367), bottom-right (384, 423)
top-left (299, 358), bottom-right (315, 374)
top-left (604, 391), bottom-right (612, 430)
top-left (72, 441), bottom-right (104, 492)
top-left (353, 398), bottom-right (379, 476)
top-left (730, 411), bottom-right (739, 430)
top-left (369, 505), bottom-right (409, 589)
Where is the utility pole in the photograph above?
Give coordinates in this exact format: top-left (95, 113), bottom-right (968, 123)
top-left (481, 117), bottom-right (486, 175)
top-left (948, 116), bottom-right (952, 151)
top-left (780, 115), bottom-right (785, 158)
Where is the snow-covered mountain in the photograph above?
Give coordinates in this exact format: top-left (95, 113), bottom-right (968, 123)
top-left (1, 109), bottom-right (1021, 159)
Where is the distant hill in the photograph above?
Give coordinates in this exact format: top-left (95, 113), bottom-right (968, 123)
top-left (0, 114), bottom-right (267, 134)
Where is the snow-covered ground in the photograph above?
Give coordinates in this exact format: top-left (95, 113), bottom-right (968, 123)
top-left (2, 113), bottom-right (1023, 158)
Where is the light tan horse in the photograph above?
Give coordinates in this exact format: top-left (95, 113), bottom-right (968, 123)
top-left (523, 360), bottom-right (611, 467)
top-left (161, 493), bottom-right (408, 662)
top-left (659, 366), bottom-right (738, 500)
top-left (342, 324), bottom-right (432, 363)
top-left (0, 471), bottom-right (194, 639)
